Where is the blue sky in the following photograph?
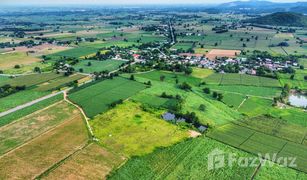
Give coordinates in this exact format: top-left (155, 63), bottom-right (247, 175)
top-left (1, 0), bottom-right (305, 5)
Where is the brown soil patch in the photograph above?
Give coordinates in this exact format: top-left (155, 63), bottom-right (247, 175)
top-left (206, 49), bottom-right (241, 61)
top-left (43, 144), bottom-right (125, 180)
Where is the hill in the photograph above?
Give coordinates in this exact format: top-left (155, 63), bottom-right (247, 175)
top-left (245, 12), bottom-right (307, 27)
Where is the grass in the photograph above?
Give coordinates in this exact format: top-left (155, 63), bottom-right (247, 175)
top-left (238, 97), bottom-right (307, 127)
top-left (0, 52), bottom-right (40, 69)
top-left (278, 70), bottom-right (307, 90)
top-left (131, 93), bottom-right (178, 110)
top-left (134, 70), bottom-right (201, 86)
top-left (0, 105), bottom-right (88, 179)
top-left (90, 101), bottom-right (189, 157)
top-left (191, 68), bottom-right (214, 79)
top-left (129, 72), bottom-right (242, 126)
top-left (2, 62), bottom-right (52, 75)
top-left (0, 90), bottom-right (48, 113)
top-left (255, 163), bottom-right (307, 180)
top-left (0, 94), bottom-right (62, 127)
top-left (43, 143), bottom-right (125, 179)
top-left (109, 137), bottom-right (257, 179)
top-left (35, 74), bottom-right (86, 91)
top-left (0, 101), bottom-right (79, 155)
top-left (73, 59), bottom-right (126, 73)
top-left (0, 72), bottom-right (63, 87)
top-left (204, 73), bottom-right (281, 87)
top-left (69, 77), bottom-right (147, 118)
top-left (204, 84), bottom-right (281, 98)
top-left (222, 93), bottom-right (246, 109)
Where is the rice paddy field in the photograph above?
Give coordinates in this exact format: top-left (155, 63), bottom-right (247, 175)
top-left (68, 77), bottom-right (147, 118)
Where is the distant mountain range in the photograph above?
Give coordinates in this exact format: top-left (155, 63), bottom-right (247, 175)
top-left (245, 12), bottom-right (307, 27)
top-left (211, 0), bottom-right (307, 14)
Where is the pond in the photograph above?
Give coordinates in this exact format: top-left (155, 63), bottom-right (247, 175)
top-left (288, 94), bottom-right (307, 108)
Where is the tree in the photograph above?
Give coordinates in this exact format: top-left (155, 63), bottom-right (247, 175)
top-left (184, 67), bottom-right (193, 75)
top-left (212, 91), bottom-right (218, 98)
top-left (160, 75), bottom-right (165, 81)
top-left (130, 74), bottom-right (135, 80)
top-left (33, 67), bottom-right (41, 73)
top-left (79, 68), bottom-right (84, 73)
top-left (14, 64), bottom-right (21, 69)
top-left (304, 75), bottom-right (307, 81)
top-left (178, 82), bottom-right (192, 91)
top-left (199, 104), bottom-right (206, 111)
top-left (217, 93), bottom-right (223, 101)
top-left (87, 62), bottom-right (92, 66)
top-left (203, 87), bottom-right (210, 94)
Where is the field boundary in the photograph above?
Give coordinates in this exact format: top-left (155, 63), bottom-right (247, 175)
top-left (0, 114), bottom-right (79, 159)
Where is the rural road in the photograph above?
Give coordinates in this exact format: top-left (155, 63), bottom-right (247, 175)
top-left (0, 90), bottom-right (65, 118)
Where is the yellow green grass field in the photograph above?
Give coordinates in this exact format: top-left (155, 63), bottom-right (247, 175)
top-left (0, 52), bottom-right (40, 69)
top-left (90, 101), bottom-right (189, 157)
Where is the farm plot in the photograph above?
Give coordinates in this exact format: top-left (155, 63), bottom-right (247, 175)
top-left (0, 104), bottom-right (88, 179)
top-left (69, 77), bottom-right (147, 118)
top-left (43, 143), bottom-right (125, 180)
top-left (204, 73), bottom-right (281, 87)
top-left (278, 70), bottom-right (307, 90)
top-left (0, 94), bottom-right (63, 127)
top-left (35, 74), bottom-right (86, 91)
top-left (109, 137), bottom-right (257, 179)
top-left (222, 93), bottom-right (246, 108)
top-left (0, 90), bottom-right (48, 113)
top-left (127, 75), bottom-right (242, 126)
top-left (207, 123), bottom-right (307, 173)
top-left (134, 70), bottom-right (201, 86)
top-left (0, 52), bottom-right (40, 69)
top-left (73, 59), bottom-right (126, 73)
top-left (255, 163), bottom-right (307, 180)
top-left (90, 101), bottom-right (189, 157)
top-left (172, 42), bottom-right (194, 51)
top-left (47, 46), bottom-right (100, 59)
top-left (191, 68), bottom-right (214, 79)
top-left (131, 93), bottom-right (178, 110)
top-left (0, 101), bottom-right (79, 155)
top-left (206, 49), bottom-right (240, 61)
top-left (0, 72), bottom-right (63, 87)
top-left (204, 84), bottom-right (281, 98)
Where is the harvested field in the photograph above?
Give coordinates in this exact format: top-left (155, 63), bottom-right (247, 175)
top-left (43, 143), bottom-right (125, 179)
top-left (0, 106), bottom-right (88, 179)
top-left (0, 52), bottom-right (40, 69)
top-left (0, 101), bottom-right (79, 155)
top-left (206, 49), bottom-right (241, 60)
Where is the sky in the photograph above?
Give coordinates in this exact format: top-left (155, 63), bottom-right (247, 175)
top-left (1, 0), bottom-right (306, 5)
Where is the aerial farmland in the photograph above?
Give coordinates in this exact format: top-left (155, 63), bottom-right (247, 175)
top-left (0, 1), bottom-right (307, 179)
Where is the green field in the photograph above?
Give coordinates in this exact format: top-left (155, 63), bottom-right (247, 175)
top-left (91, 101), bottom-right (189, 157)
top-left (0, 90), bottom-right (48, 113)
top-left (204, 84), bottom-right (281, 98)
top-left (109, 137), bottom-right (257, 179)
top-left (35, 74), bottom-right (86, 91)
top-left (204, 73), bottom-right (281, 87)
top-left (0, 94), bottom-right (62, 127)
top-left (128, 72), bottom-right (242, 126)
top-left (68, 77), bottom-right (147, 118)
top-left (73, 59), bottom-right (126, 73)
top-left (134, 70), bottom-right (201, 86)
top-left (0, 73), bottom-right (63, 87)
top-left (278, 70), bottom-right (307, 90)
top-left (207, 123), bottom-right (307, 172)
